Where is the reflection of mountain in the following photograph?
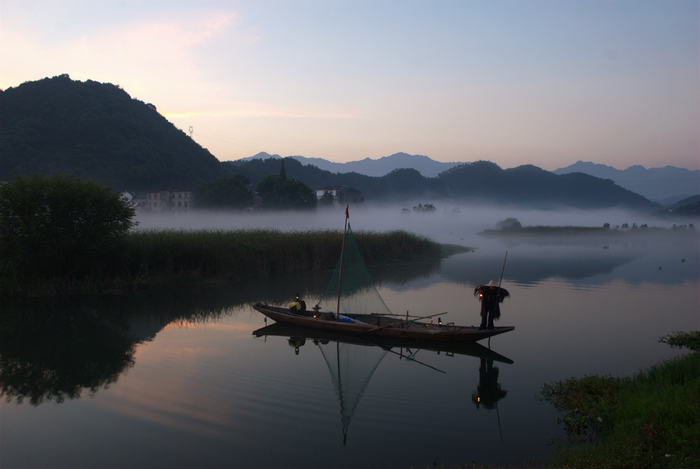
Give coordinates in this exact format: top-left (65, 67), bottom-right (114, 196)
top-left (438, 240), bottom-right (699, 286)
top-left (439, 249), bottom-right (639, 286)
top-left (253, 322), bottom-right (513, 445)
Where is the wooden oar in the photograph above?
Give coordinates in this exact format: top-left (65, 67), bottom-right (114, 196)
top-left (366, 312), bottom-right (447, 332)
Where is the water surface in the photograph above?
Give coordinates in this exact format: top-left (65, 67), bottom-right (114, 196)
top-left (1, 222), bottom-right (698, 468)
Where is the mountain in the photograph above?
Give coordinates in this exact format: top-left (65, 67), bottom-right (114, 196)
top-left (553, 161), bottom-right (699, 203)
top-left (0, 75), bottom-right (233, 191)
top-left (0, 76), bottom-right (663, 210)
top-left (229, 157), bottom-right (656, 210)
top-left (233, 151), bottom-right (460, 177)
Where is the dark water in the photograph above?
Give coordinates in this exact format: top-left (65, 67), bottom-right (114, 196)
top-left (1, 236), bottom-right (698, 468)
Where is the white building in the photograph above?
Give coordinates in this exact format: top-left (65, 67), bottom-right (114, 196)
top-left (146, 190), bottom-right (194, 213)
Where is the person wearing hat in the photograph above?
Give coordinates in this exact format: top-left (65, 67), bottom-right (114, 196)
top-left (474, 280), bottom-right (510, 330)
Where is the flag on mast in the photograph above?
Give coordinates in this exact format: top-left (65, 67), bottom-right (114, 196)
top-left (345, 205), bottom-right (349, 219)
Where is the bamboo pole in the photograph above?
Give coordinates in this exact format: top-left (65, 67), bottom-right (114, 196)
top-left (366, 312), bottom-right (447, 332)
top-left (335, 205), bottom-right (349, 320)
top-left (498, 251), bottom-right (508, 288)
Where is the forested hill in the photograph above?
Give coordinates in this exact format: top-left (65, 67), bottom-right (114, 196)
top-left (0, 75), bottom-right (233, 191)
top-left (229, 158), bottom-right (657, 209)
top-left (1, 75), bottom-right (656, 209)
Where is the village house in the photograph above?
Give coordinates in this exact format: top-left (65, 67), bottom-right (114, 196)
top-left (145, 189), bottom-right (194, 213)
top-left (316, 185), bottom-right (364, 206)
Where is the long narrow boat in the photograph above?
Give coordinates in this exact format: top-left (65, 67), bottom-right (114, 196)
top-left (252, 320), bottom-right (514, 363)
top-left (252, 304), bottom-right (514, 342)
top-left (252, 206), bottom-right (514, 343)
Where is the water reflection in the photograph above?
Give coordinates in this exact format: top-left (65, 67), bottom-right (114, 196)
top-left (0, 261), bottom-right (445, 408)
top-left (472, 358), bottom-right (507, 410)
top-left (0, 300), bottom-right (137, 405)
top-left (253, 322), bottom-right (513, 445)
top-left (438, 243), bottom-right (699, 287)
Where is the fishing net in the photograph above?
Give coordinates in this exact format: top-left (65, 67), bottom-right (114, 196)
top-left (316, 340), bottom-right (388, 445)
top-left (317, 224), bottom-right (395, 317)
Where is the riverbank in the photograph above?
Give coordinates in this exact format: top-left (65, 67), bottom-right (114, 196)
top-left (541, 331), bottom-right (700, 469)
top-left (1, 229), bottom-right (470, 297)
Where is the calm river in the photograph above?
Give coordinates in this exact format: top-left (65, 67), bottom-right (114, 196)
top-left (1, 208), bottom-right (698, 468)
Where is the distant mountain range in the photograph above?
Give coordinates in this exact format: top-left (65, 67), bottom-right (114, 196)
top-left (1, 76), bottom-right (694, 211)
top-left (553, 161), bottom-right (699, 204)
top-left (239, 153), bottom-right (699, 203)
top-left (241, 152), bottom-right (458, 177)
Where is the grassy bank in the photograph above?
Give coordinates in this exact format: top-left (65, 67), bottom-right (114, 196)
top-left (541, 331), bottom-right (700, 469)
top-left (1, 229), bottom-right (467, 297)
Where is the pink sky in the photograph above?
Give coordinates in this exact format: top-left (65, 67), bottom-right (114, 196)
top-left (1, 0), bottom-right (698, 171)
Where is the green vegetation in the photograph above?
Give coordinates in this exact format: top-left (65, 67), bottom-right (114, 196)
top-left (255, 159), bottom-right (317, 210)
top-left (413, 203), bottom-right (436, 212)
top-left (195, 175), bottom-right (253, 209)
top-left (0, 174), bottom-right (136, 294)
top-left (1, 226), bottom-right (444, 297)
top-left (1, 74), bottom-right (232, 190)
top-left (0, 172), bottom-right (449, 297)
top-left (439, 244), bottom-right (473, 257)
top-left (480, 218), bottom-right (697, 244)
top-left (541, 331), bottom-right (700, 469)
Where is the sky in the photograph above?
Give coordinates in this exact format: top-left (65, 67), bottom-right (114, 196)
top-left (1, 0), bottom-right (698, 171)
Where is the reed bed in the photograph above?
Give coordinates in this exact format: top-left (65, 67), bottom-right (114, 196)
top-left (1, 228), bottom-right (445, 296)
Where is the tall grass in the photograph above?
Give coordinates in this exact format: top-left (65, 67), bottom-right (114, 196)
top-left (1, 229), bottom-right (445, 296)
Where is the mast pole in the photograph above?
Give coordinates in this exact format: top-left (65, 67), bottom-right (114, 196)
top-left (336, 205), bottom-right (349, 320)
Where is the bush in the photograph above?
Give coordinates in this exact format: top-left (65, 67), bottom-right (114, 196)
top-left (0, 174), bottom-right (136, 288)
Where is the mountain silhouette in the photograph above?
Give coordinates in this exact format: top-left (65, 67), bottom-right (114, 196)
top-left (554, 161), bottom-right (699, 203)
top-left (0, 76), bottom-right (660, 209)
top-left (0, 74), bottom-right (233, 191)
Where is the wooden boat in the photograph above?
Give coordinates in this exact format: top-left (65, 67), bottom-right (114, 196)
top-left (252, 320), bottom-right (514, 363)
top-left (252, 304), bottom-right (514, 343)
top-left (252, 206), bottom-right (514, 343)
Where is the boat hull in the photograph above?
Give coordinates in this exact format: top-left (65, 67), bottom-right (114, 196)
top-left (252, 303), bottom-right (514, 342)
top-left (253, 321), bottom-right (514, 363)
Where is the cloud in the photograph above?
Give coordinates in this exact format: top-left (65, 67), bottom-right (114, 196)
top-left (1, 9), bottom-right (242, 96)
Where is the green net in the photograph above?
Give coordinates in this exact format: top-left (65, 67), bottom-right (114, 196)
top-left (317, 224), bottom-right (395, 317)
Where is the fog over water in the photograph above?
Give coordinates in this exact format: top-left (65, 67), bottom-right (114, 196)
top-left (134, 201), bottom-right (699, 291)
top-left (134, 202), bottom-right (680, 246)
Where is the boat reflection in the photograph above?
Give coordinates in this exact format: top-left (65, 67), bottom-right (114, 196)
top-left (255, 322), bottom-right (514, 364)
top-left (254, 322), bottom-right (513, 444)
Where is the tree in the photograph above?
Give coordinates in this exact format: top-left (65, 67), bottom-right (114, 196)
top-left (496, 218), bottom-right (522, 231)
top-left (255, 174), bottom-right (317, 210)
top-left (318, 191), bottom-right (335, 208)
top-left (280, 158), bottom-right (287, 180)
top-left (195, 175), bottom-right (253, 209)
top-left (0, 174), bottom-right (136, 281)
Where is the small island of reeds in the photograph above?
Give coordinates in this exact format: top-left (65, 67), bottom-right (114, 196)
top-left (479, 217), bottom-right (697, 246)
top-left (1, 228), bottom-right (470, 297)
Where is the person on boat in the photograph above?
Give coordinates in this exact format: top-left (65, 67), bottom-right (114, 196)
top-left (474, 280), bottom-right (510, 330)
top-left (288, 293), bottom-right (307, 315)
